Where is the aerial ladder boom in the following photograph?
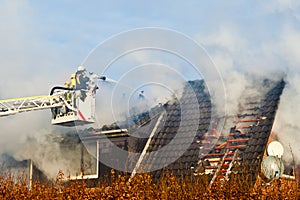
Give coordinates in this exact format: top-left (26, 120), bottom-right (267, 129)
top-left (0, 94), bottom-right (64, 117)
top-left (0, 73), bottom-right (105, 127)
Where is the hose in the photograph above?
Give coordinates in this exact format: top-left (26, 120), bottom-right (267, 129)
top-left (50, 86), bottom-right (77, 95)
top-left (50, 86), bottom-right (78, 112)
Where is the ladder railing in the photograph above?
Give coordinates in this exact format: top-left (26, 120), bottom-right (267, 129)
top-left (0, 94), bottom-right (63, 116)
top-left (196, 99), bottom-right (262, 188)
top-left (225, 150), bottom-right (239, 178)
top-left (209, 150), bottom-right (229, 188)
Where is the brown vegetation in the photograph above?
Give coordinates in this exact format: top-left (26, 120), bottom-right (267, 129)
top-left (0, 170), bottom-right (298, 199)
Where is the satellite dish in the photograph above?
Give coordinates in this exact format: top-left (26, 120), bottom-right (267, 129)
top-left (267, 141), bottom-right (284, 158)
top-left (260, 156), bottom-right (284, 182)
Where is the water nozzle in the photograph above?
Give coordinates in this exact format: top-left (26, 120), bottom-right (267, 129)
top-left (99, 76), bottom-right (106, 81)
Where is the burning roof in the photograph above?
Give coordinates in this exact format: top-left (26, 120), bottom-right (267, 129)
top-left (129, 79), bottom-right (285, 188)
top-left (7, 78), bottom-right (284, 185)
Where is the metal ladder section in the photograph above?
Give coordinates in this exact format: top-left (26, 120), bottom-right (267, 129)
top-left (0, 94), bottom-right (64, 117)
top-left (196, 100), bottom-right (262, 189)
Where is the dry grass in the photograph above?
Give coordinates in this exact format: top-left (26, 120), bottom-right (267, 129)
top-left (0, 170), bottom-right (299, 199)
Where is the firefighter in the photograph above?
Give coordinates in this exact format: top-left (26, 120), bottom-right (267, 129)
top-left (63, 81), bottom-right (72, 102)
top-left (70, 74), bottom-right (76, 89)
top-left (75, 66), bottom-right (89, 90)
top-left (75, 66), bottom-right (90, 101)
top-left (64, 80), bottom-right (71, 88)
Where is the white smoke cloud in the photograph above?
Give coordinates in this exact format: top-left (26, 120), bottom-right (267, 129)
top-left (0, 0), bottom-right (86, 178)
top-left (195, 14), bottom-right (300, 165)
top-left (94, 62), bottom-right (187, 126)
top-left (1, 0), bottom-right (300, 178)
top-left (12, 129), bottom-right (82, 179)
top-left (271, 25), bottom-right (300, 165)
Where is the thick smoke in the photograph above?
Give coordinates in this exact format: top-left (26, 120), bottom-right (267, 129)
top-left (0, 1), bottom-right (83, 179)
top-left (273, 74), bottom-right (300, 165)
top-left (0, 0), bottom-right (300, 180)
top-left (13, 130), bottom-right (83, 179)
top-left (94, 61), bottom-right (187, 127)
top-left (196, 22), bottom-right (300, 165)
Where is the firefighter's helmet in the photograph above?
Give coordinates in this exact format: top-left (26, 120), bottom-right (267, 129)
top-left (77, 65), bottom-right (86, 72)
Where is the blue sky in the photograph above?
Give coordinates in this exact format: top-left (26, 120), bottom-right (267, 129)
top-left (0, 0), bottom-right (300, 164)
top-left (1, 0), bottom-right (299, 85)
top-left (26, 1), bottom-right (288, 50)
